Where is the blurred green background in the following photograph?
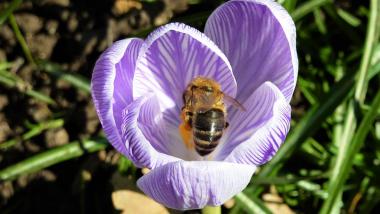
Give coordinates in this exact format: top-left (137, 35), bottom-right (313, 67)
top-left (1, 0), bottom-right (380, 213)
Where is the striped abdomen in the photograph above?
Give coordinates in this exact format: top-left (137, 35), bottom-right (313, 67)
top-left (192, 108), bottom-right (226, 156)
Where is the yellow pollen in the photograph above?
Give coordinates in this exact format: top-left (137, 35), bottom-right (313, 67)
top-left (179, 123), bottom-right (193, 149)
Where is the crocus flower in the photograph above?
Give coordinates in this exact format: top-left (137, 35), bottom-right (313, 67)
top-left (91, 0), bottom-right (297, 210)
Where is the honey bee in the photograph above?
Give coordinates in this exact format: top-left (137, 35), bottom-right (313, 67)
top-left (179, 77), bottom-right (245, 156)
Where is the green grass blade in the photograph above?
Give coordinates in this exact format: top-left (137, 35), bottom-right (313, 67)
top-left (25, 90), bottom-right (56, 104)
top-left (0, 0), bottom-right (22, 25)
top-left (0, 138), bottom-right (108, 181)
top-left (235, 192), bottom-right (272, 214)
top-left (38, 60), bottom-right (91, 94)
top-left (313, 9), bottom-right (327, 34)
top-left (0, 119), bottom-right (64, 150)
top-left (291, 0), bottom-right (332, 22)
top-left (354, 5), bottom-right (380, 103)
top-left (0, 69), bottom-right (56, 104)
top-left (0, 61), bottom-right (13, 70)
top-left (337, 8), bottom-right (361, 27)
top-left (0, 74), bottom-right (16, 87)
top-left (321, 0), bottom-right (380, 212)
top-left (321, 90), bottom-right (380, 213)
top-left (283, 0), bottom-right (298, 13)
top-left (8, 14), bottom-right (36, 66)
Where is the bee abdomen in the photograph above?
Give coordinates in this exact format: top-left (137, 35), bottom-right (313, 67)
top-left (194, 139), bottom-right (220, 156)
top-left (193, 108), bottom-right (226, 156)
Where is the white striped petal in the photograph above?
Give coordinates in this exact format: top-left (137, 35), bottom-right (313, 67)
top-left (137, 93), bottom-right (199, 161)
top-left (121, 95), bottom-right (181, 169)
top-left (204, 0), bottom-right (298, 102)
top-left (214, 82), bottom-right (291, 165)
top-left (137, 161), bottom-right (256, 210)
top-left (91, 38), bottom-right (143, 156)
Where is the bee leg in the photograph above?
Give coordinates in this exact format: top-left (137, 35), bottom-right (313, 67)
top-left (179, 122), bottom-right (193, 149)
top-left (225, 122), bottom-right (229, 128)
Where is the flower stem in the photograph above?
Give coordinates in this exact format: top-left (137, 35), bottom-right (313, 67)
top-left (201, 206), bottom-right (221, 214)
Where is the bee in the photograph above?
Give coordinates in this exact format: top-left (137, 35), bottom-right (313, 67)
top-left (179, 77), bottom-right (245, 156)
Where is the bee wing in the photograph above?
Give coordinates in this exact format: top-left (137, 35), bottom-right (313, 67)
top-left (223, 94), bottom-right (246, 111)
top-left (200, 92), bottom-right (217, 106)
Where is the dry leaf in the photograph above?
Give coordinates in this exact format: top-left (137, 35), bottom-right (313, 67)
top-left (112, 190), bottom-right (169, 214)
top-left (263, 186), bottom-right (294, 214)
top-left (113, 0), bottom-right (142, 15)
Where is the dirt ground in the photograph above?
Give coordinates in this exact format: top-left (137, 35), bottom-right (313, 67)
top-left (0, 0), bottom-right (223, 213)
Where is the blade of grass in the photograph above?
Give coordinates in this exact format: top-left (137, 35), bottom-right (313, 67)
top-left (359, 186), bottom-right (380, 213)
top-left (298, 77), bottom-right (318, 105)
top-left (251, 172), bottom-right (329, 185)
top-left (337, 8), bottom-right (361, 27)
top-left (0, 0), bottom-right (22, 25)
top-left (300, 138), bottom-right (328, 164)
top-left (321, 0), bottom-right (380, 212)
top-left (291, 0), bottom-right (332, 22)
top-left (0, 62), bottom-right (13, 70)
top-left (322, 90), bottom-right (380, 213)
top-left (313, 9), bottom-right (327, 34)
top-left (0, 69), bottom-right (55, 104)
top-left (25, 90), bottom-right (56, 104)
top-left (329, 96), bottom-right (346, 213)
top-left (297, 180), bottom-right (328, 199)
top-left (323, 4), bottom-right (362, 44)
top-left (8, 14), bottom-right (36, 66)
top-left (0, 119), bottom-right (64, 150)
top-left (235, 192), bottom-right (272, 214)
top-left (0, 73), bottom-right (16, 87)
top-left (0, 138), bottom-right (108, 181)
top-left (328, 55), bottom-right (347, 213)
top-left (37, 60), bottom-right (91, 94)
top-left (283, 0), bottom-right (298, 13)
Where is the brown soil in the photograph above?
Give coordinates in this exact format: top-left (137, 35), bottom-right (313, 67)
top-left (0, 0), bottom-right (222, 213)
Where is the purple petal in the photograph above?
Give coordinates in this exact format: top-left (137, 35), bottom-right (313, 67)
top-left (121, 95), bottom-right (181, 169)
top-left (137, 161), bottom-right (256, 210)
top-left (215, 82), bottom-right (291, 165)
top-left (91, 38), bottom-right (143, 156)
top-left (204, 0), bottom-right (298, 102)
top-left (133, 23), bottom-right (237, 129)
